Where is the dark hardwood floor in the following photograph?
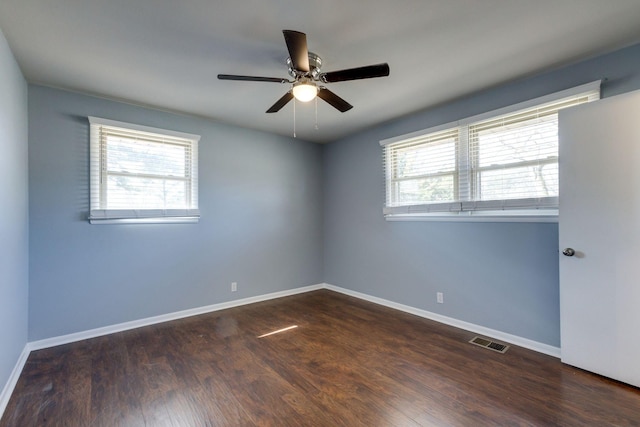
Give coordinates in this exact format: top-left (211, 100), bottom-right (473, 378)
top-left (2, 290), bottom-right (639, 426)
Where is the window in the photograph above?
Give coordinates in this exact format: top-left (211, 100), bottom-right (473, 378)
top-left (89, 117), bottom-right (200, 224)
top-left (381, 81), bottom-right (601, 220)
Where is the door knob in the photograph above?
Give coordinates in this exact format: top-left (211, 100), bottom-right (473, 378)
top-left (563, 248), bottom-right (576, 257)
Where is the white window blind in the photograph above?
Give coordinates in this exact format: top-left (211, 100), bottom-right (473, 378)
top-left (89, 117), bottom-right (200, 224)
top-left (385, 128), bottom-right (459, 208)
top-left (381, 81), bottom-right (601, 219)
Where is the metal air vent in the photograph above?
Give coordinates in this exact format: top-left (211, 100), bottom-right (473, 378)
top-left (469, 336), bottom-right (510, 354)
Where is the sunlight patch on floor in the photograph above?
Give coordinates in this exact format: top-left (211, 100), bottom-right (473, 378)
top-left (258, 325), bottom-right (298, 338)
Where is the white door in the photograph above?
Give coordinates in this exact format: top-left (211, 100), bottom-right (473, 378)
top-left (559, 89), bottom-right (640, 388)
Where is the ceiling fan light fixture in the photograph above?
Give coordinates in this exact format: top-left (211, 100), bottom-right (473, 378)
top-left (219, 30), bottom-right (388, 113)
top-left (292, 81), bottom-right (318, 102)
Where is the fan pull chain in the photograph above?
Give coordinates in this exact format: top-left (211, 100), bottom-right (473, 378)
top-left (315, 97), bottom-right (319, 130)
top-left (293, 98), bottom-right (296, 138)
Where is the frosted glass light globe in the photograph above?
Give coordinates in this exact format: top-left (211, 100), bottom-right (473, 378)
top-left (292, 82), bottom-right (318, 102)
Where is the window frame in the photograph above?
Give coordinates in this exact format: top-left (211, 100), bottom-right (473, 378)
top-left (88, 117), bottom-right (201, 224)
top-left (380, 81), bottom-right (601, 222)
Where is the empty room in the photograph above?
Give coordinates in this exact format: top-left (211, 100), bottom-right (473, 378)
top-left (1, 1), bottom-right (640, 425)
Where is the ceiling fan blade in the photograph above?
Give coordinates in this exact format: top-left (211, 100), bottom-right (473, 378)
top-left (317, 88), bottom-right (353, 112)
top-left (218, 74), bottom-right (289, 83)
top-left (266, 92), bottom-right (294, 113)
top-left (283, 30), bottom-right (310, 73)
top-left (321, 63), bottom-right (390, 83)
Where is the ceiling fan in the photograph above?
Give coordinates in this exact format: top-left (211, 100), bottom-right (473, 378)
top-left (218, 30), bottom-right (390, 113)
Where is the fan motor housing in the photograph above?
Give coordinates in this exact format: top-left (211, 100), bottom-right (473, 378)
top-left (287, 52), bottom-right (322, 79)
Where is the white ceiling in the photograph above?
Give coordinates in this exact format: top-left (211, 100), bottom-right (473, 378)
top-left (1, 1), bottom-right (640, 143)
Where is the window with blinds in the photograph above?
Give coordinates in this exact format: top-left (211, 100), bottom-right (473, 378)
top-left (386, 128), bottom-right (459, 207)
top-left (88, 117), bottom-right (200, 224)
top-left (381, 81), bottom-right (600, 219)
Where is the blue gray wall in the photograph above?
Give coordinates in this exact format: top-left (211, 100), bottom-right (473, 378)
top-left (0, 29), bottom-right (29, 393)
top-left (16, 39), bottom-right (640, 349)
top-left (323, 43), bottom-right (640, 347)
top-left (28, 86), bottom-right (324, 341)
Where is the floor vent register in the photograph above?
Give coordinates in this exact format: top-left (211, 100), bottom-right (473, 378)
top-left (469, 336), bottom-right (510, 354)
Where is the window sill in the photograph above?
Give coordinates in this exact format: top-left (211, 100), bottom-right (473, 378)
top-left (89, 216), bottom-right (199, 225)
top-left (384, 210), bottom-right (558, 223)
top-left (88, 209), bottom-right (200, 224)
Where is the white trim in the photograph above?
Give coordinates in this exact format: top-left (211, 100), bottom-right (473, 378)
top-left (28, 284), bottom-right (323, 351)
top-left (459, 80), bottom-right (601, 126)
top-left (89, 209), bottom-right (201, 221)
top-left (2, 281), bottom-right (559, 419)
top-left (381, 80), bottom-right (602, 146)
top-left (384, 197), bottom-right (559, 216)
top-left (323, 283), bottom-right (561, 358)
top-left (380, 121), bottom-right (459, 147)
top-left (88, 116), bottom-right (201, 142)
top-left (89, 217), bottom-right (199, 224)
top-left (0, 344), bottom-right (30, 418)
top-left (385, 213), bottom-right (558, 223)
top-left (23, 282), bottom-right (560, 355)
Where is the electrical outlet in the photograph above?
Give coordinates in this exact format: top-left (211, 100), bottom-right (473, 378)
top-left (437, 292), bottom-right (444, 304)
top-left (231, 282), bottom-right (237, 292)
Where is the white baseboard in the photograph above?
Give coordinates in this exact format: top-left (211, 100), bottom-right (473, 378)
top-left (323, 283), bottom-right (561, 358)
top-left (29, 283), bottom-right (324, 351)
top-left (3, 281), bottom-right (560, 420)
top-left (28, 282), bottom-right (561, 356)
top-left (0, 344), bottom-right (30, 419)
